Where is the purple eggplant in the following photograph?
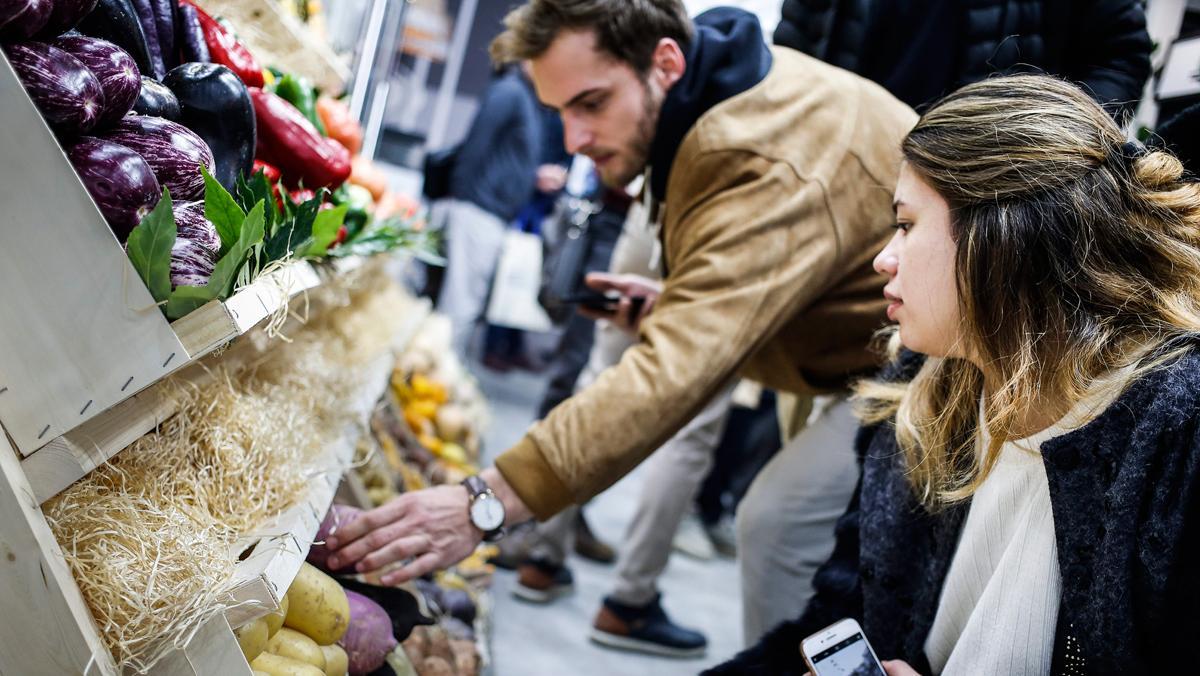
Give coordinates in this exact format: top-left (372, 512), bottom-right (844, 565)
top-left (149, 0), bottom-right (172, 70)
top-left (132, 75), bottom-right (178, 118)
top-left (175, 3), bottom-right (207, 63)
top-left (172, 200), bottom-right (219, 255)
top-left (76, 0), bottom-right (154, 81)
top-left (169, 236), bottom-right (215, 287)
top-left (5, 42), bottom-right (104, 134)
top-left (51, 35), bottom-right (140, 127)
top-left (127, 0), bottom-right (161, 78)
top-left (67, 137), bottom-right (161, 240)
top-left (99, 114), bottom-right (214, 200)
top-left (38, 0), bottom-right (101, 37)
top-left (0, 0), bottom-right (52, 39)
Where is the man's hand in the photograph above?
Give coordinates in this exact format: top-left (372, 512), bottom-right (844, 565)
top-left (536, 164), bottom-right (568, 193)
top-left (802, 660), bottom-right (920, 676)
top-left (580, 272), bottom-right (661, 336)
top-left (325, 467), bottom-right (531, 586)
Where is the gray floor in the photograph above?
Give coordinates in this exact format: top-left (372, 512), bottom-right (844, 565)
top-left (472, 358), bottom-right (743, 676)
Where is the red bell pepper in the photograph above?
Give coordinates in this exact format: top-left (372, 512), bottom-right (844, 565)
top-left (181, 0), bottom-right (265, 88)
top-left (253, 159), bottom-right (281, 183)
top-left (250, 87), bottom-right (352, 190)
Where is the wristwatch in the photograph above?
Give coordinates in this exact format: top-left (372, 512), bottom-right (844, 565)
top-left (462, 475), bottom-right (506, 542)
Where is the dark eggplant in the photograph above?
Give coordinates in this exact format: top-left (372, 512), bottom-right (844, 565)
top-left (163, 62), bottom-right (253, 191)
top-left (127, 0), bottom-right (161, 78)
top-left (132, 75), bottom-right (179, 119)
top-left (0, 0), bottom-right (51, 39)
top-left (5, 42), bottom-right (104, 134)
top-left (174, 3), bottom-right (207, 63)
top-left (67, 136), bottom-right (161, 240)
top-left (99, 114), bottom-right (214, 200)
top-left (172, 200), bottom-right (219, 255)
top-left (38, 0), bottom-right (101, 37)
top-left (75, 0), bottom-right (153, 81)
top-left (149, 0), bottom-right (172, 70)
top-left (51, 35), bottom-right (140, 127)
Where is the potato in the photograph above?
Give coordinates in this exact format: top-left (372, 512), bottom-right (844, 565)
top-left (320, 643), bottom-right (349, 676)
top-left (266, 595), bottom-right (290, 637)
top-left (417, 656), bottom-right (455, 676)
top-left (266, 628), bottom-right (326, 670)
top-left (284, 563), bottom-right (351, 645)
top-left (236, 618), bottom-right (269, 661)
top-left (401, 626), bottom-right (429, 664)
top-left (425, 627), bottom-right (454, 665)
top-left (450, 639), bottom-right (476, 675)
top-left (250, 652), bottom-right (326, 676)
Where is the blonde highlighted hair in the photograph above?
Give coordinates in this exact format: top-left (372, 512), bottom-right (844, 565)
top-left (857, 75), bottom-right (1200, 506)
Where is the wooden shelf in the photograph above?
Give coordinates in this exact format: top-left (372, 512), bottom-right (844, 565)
top-left (21, 259), bottom-right (379, 505)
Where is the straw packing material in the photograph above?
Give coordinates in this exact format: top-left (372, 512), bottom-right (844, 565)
top-left (44, 266), bottom-right (412, 672)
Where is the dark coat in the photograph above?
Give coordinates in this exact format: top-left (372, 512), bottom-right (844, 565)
top-left (774, 0), bottom-right (1152, 116)
top-left (708, 345), bottom-right (1200, 675)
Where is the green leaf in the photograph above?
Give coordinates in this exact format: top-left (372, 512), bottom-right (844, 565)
top-left (264, 195), bottom-right (321, 262)
top-left (208, 200), bottom-right (266, 299)
top-left (235, 170), bottom-right (278, 234)
top-left (301, 204), bottom-right (347, 257)
top-left (126, 190), bottom-right (176, 303)
top-left (202, 166), bottom-right (245, 255)
top-left (165, 285), bottom-right (217, 320)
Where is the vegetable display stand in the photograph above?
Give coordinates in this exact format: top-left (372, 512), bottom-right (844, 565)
top-left (0, 247), bottom-right (432, 674)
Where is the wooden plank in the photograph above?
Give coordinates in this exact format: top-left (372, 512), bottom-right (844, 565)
top-left (0, 52), bottom-right (187, 457)
top-left (171, 300), bottom-right (238, 359)
top-left (222, 262), bottom-right (322, 335)
top-left (0, 434), bottom-right (118, 675)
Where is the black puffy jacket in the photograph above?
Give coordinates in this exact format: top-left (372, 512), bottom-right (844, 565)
top-left (774, 0), bottom-right (1151, 117)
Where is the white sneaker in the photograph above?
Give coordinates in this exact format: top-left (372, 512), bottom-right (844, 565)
top-left (672, 512), bottom-right (716, 560)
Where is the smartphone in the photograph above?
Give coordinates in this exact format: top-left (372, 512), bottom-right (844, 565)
top-left (561, 291), bottom-right (646, 317)
top-left (800, 618), bottom-right (887, 676)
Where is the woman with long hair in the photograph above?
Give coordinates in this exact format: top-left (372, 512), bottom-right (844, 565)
top-left (711, 74), bottom-right (1200, 675)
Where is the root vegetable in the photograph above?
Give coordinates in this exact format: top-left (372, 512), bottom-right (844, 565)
top-left (308, 504), bottom-right (363, 571)
top-left (417, 656), bottom-right (454, 676)
top-left (284, 563), bottom-right (351, 645)
top-left (339, 590), bottom-right (398, 675)
top-left (235, 618), bottom-right (269, 661)
top-left (320, 644), bottom-right (349, 676)
top-left (250, 652), bottom-right (326, 676)
top-left (265, 594), bottom-right (289, 637)
top-left (265, 628), bottom-right (326, 670)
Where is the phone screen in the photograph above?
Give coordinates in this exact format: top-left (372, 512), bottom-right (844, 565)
top-left (808, 632), bottom-right (886, 676)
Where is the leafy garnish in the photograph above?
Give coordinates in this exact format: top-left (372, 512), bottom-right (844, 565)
top-left (126, 190), bottom-right (176, 304)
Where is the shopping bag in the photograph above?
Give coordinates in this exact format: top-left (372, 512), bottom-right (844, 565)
top-left (422, 143), bottom-right (461, 200)
top-left (486, 229), bottom-right (554, 332)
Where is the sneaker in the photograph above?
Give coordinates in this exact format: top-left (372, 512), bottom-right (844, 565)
top-left (590, 594), bottom-right (707, 658)
top-left (705, 514), bottom-right (738, 558)
top-left (672, 512), bottom-right (716, 560)
top-left (512, 558), bottom-right (574, 603)
top-left (573, 511), bottom-right (617, 564)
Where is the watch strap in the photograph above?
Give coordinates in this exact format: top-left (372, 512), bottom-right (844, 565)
top-left (461, 475), bottom-right (505, 541)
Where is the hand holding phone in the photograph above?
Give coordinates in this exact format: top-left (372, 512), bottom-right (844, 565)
top-left (579, 272), bottom-right (661, 336)
top-left (801, 619), bottom-right (887, 676)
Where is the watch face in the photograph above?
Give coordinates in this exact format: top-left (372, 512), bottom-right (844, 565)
top-left (470, 495), bottom-right (505, 531)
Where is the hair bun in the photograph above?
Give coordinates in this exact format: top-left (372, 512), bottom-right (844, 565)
top-left (1131, 150), bottom-right (1185, 191)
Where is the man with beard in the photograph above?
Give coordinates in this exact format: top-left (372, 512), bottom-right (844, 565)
top-left (326, 0), bottom-right (917, 651)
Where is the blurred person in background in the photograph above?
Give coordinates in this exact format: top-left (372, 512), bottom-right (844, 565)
top-left (773, 0), bottom-right (1151, 117)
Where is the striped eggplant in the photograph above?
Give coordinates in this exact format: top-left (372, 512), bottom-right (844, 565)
top-left (172, 200), bottom-right (219, 256)
top-left (169, 236), bottom-right (215, 287)
top-left (4, 41), bottom-right (104, 134)
top-left (67, 136), bottom-right (161, 240)
top-left (51, 35), bottom-right (140, 126)
top-left (99, 114), bottom-right (214, 200)
top-left (0, 0), bottom-right (52, 39)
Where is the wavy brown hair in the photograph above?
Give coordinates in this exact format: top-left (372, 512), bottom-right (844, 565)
top-left (857, 74), bottom-right (1200, 506)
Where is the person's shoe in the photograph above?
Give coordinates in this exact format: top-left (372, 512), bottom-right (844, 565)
top-left (672, 512), bottom-right (716, 560)
top-left (573, 511), bottom-right (617, 564)
top-left (512, 558), bottom-right (574, 603)
top-left (589, 594), bottom-right (707, 658)
top-left (705, 514), bottom-right (738, 558)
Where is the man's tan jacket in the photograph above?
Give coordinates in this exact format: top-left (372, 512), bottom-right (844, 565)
top-left (496, 49), bottom-right (918, 520)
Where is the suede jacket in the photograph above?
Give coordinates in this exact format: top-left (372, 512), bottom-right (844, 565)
top-left (709, 346), bottom-right (1200, 675)
top-left (494, 10), bottom-right (917, 519)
